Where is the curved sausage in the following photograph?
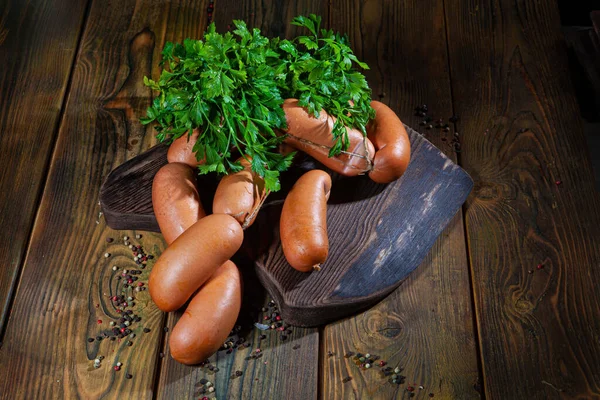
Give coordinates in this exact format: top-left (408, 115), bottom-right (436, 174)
top-left (169, 260), bottom-right (242, 365)
top-left (167, 129), bottom-right (205, 167)
top-left (213, 157), bottom-right (264, 228)
top-left (152, 163), bottom-right (206, 245)
top-left (367, 101), bottom-right (411, 183)
top-left (280, 170), bottom-right (332, 272)
top-left (282, 99), bottom-right (375, 176)
top-left (149, 214), bottom-right (243, 312)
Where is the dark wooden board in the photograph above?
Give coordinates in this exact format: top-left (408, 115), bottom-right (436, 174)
top-left (99, 126), bottom-right (473, 325)
top-left (322, 0), bottom-right (482, 398)
top-left (0, 0), bottom-right (89, 334)
top-left (445, 0), bottom-right (600, 398)
top-left (0, 0), bottom-right (208, 398)
top-left (253, 127), bottom-right (472, 326)
top-left (155, 2), bottom-right (324, 399)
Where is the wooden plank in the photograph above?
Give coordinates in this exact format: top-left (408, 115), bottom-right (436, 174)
top-left (155, 1), bottom-right (325, 398)
top-left (322, 0), bottom-right (481, 398)
top-left (0, 1), bottom-right (208, 398)
top-left (0, 0), bottom-right (89, 333)
top-left (445, 0), bottom-right (600, 398)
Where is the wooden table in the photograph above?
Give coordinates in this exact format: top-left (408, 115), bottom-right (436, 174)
top-left (1, 1), bottom-right (599, 398)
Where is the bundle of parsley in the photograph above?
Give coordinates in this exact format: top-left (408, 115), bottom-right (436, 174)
top-left (141, 14), bottom-right (375, 192)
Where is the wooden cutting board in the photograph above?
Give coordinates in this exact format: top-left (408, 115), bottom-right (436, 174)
top-left (100, 126), bottom-right (473, 327)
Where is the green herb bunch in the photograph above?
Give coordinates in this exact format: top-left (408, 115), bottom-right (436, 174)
top-left (279, 15), bottom-right (375, 156)
top-left (141, 14), bottom-right (374, 191)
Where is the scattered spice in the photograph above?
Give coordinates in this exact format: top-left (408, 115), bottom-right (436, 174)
top-left (126, 373), bottom-right (133, 379)
top-left (537, 264), bottom-right (544, 270)
top-left (342, 376), bottom-right (353, 383)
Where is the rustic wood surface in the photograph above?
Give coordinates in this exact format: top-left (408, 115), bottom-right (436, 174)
top-left (0, 0), bottom-right (88, 334)
top-left (0, 0), bottom-right (206, 398)
top-left (322, 0), bottom-right (482, 398)
top-left (2, 0), bottom-right (600, 399)
top-left (445, 0), bottom-right (600, 398)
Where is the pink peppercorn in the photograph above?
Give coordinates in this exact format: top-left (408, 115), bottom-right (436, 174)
top-left (114, 366), bottom-right (120, 371)
top-left (537, 264), bottom-right (544, 270)
top-left (97, 319), bottom-right (102, 324)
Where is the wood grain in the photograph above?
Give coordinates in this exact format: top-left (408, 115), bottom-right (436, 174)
top-left (445, 0), bottom-right (600, 398)
top-left (0, 0), bottom-right (88, 334)
top-left (154, 1), bottom-right (325, 398)
top-left (321, 0), bottom-right (482, 398)
top-left (0, 0), bottom-right (208, 398)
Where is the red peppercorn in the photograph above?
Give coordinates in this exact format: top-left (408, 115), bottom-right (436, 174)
top-left (379, 360), bottom-right (386, 367)
top-left (555, 180), bottom-right (562, 186)
top-left (263, 316), bottom-right (268, 320)
top-left (112, 296), bottom-right (118, 301)
top-left (120, 328), bottom-right (126, 333)
top-left (114, 366), bottom-right (120, 371)
top-left (127, 279), bottom-right (133, 284)
top-left (407, 386), bottom-right (415, 392)
top-left (537, 264), bottom-right (544, 270)
top-left (97, 319), bottom-right (102, 324)
top-left (137, 282), bottom-right (144, 287)
top-left (275, 316), bottom-right (281, 321)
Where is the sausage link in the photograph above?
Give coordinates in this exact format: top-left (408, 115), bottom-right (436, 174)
top-left (282, 99), bottom-right (374, 176)
top-left (280, 169), bottom-right (332, 272)
top-left (213, 157), bottom-right (264, 228)
top-left (149, 214), bottom-right (243, 312)
top-left (367, 101), bottom-right (411, 183)
top-left (152, 163), bottom-right (206, 245)
top-left (169, 260), bottom-right (242, 365)
top-left (167, 129), bottom-right (205, 167)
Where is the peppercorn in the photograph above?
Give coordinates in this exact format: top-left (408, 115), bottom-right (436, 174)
top-left (87, 337), bottom-right (94, 343)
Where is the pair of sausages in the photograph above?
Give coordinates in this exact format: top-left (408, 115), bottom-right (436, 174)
top-left (282, 99), bottom-right (411, 183)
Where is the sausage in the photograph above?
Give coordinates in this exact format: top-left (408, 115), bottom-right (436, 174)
top-left (169, 260), bottom-right (242, 365)
top-left (367, 101), bottom-right (411, 183)
top-left (152, 163), bottom-right (206, 245)
top-left (280, 169), bottom-right (332, 272)
top-left (149, 214), bottom-right (243, 312)
top-left (282, 99), bottom-right (375, 176)
top-left (167, 128), bottom-right (205, 167)
top-left (213, 157), bottom-right (264, 228)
